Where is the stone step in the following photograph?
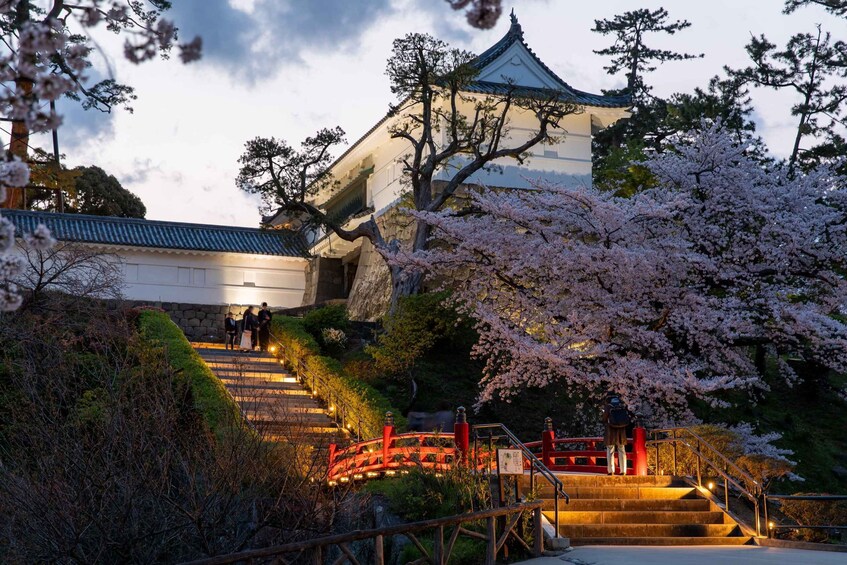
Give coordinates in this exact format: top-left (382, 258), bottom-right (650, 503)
top-left (529, 475), bottom-right (685, 487)
top-left (544, 498), bottom-right (711, 512)
top-left (537, 486), bottom-right (698, 500)
top-left (556, 523), bottom-right (740, 539)
top-left (216, 372), bottom-right (296, 382)
top-left (569, 536), bottom-right (752, 546)
top-left (223, 382), bottom-right (312, 394)
top-left (545, 510), bottom-right (727, 525)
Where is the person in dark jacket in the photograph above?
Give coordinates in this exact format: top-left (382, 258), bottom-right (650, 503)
top-left (224, 311), bottom-right (238, 350)
top-left (257, 302), bottom-right (273, 352)
top-left (603, 392), bottom-right (631, 475)
top-left (242, 306), bottom-right (258, 351)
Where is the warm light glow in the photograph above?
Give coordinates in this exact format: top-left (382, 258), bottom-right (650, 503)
top-left (328, 480), bottom-right (337, 486)
top-left (339, 477), bottom-right (349, 483)
top-left (353, 473), bottom-right (363, 480)
top-left (347, 424), bottom-right (353, 429)
top-left (768, 521), bottom-right (775, 530)
top-left (707, 481), bottom-right (715, 490)
top-left (385, 470), bottom-right (397, 476)
top-left (366, 471), bottom-right (379, 478)
top-left (329, 405), bottom-right (335, 412)
top-left (269, 346), bottom-right (277, 353)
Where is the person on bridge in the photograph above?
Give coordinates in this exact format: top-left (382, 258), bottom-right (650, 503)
top-left (603, 392), bottom-right (631, 475)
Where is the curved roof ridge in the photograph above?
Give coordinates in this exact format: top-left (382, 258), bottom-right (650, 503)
top-left (471, 12), bottom-right (631, 108)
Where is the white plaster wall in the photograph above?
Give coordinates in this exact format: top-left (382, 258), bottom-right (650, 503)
top-left (321, 96), bottom-right (600, 218)
top-left (115, 247), bottom-right (307, 307)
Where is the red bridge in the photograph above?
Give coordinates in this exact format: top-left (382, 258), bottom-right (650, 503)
top-left (328, 409), bottom-right (647, 484)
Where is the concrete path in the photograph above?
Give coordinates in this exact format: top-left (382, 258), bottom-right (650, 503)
top-left (516, 545), bottom-right (846, 565)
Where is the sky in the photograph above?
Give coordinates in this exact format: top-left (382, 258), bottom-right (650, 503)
top-left (29, 0), bottom-right (846, 227)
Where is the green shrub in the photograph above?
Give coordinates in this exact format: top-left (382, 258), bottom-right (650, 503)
top-left (367, 292), bottom-right (473, 381)
top-left (303, 304), bottom-right (350, 338)
top-left (364, 465), bottom-right (490, 522)
top-left (137, 310), bottom-right (241, 434)
top-left (399, 536), bottom-right (485, 565)
top-left (270, 316), bottom-right (404, 438)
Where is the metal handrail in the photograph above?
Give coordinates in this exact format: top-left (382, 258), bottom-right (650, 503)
top-left (268, 330), bottom-right (380, 440)
top-left (763, 493), bottom-right (847, 538)
top-left (647, 426), bottom-right (763, 536)
top-left (652, 427), bottom-right (761, 494)
top-left (473, 423), bottom-right (569, 539)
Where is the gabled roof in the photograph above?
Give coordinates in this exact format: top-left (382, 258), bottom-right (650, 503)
top-left (470, 12), bottom-right (631, 109)
top-left (5, 210), bottom-right (309, 257)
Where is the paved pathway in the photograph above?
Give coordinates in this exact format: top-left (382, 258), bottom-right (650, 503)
top-left (517, 545), bottom-right (846, 565)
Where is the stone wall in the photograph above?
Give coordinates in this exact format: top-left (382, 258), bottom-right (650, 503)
top-left (127, 300), bottom-right (255, 342)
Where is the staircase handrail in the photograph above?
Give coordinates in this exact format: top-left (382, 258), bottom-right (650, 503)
top-left (472, 423), bottom-right (569, 503)
top-left (268, 329), bottom-right (381, 440)
top-left (473, 422), bottom-right (569, 539)
top-left (649, 427), bottom-right (761, 496)
top-left (648, 426), bottom-right (763, 536)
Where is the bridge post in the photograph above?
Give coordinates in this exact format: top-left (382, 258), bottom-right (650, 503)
top-left (383, 412), bottom-right (395, 472)
top-left (454, 406), bottom-right (470, 465)
top-left (633, 425), bottom-right (647, 476)
top-left (542, 417), bottom-right (554, 468)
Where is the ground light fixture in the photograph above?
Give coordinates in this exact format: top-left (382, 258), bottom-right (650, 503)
top-left (707, 481), bottom-right (715, 490)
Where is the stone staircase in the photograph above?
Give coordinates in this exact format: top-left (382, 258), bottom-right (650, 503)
top-left (193, 343), bottom-right (347, 447)
top-left (529, 474), bottom-right (753, 546)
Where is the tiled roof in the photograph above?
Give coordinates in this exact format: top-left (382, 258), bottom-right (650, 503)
top-left (4, 210), bottom-right (309, 257)
top-left (471, 14), bottom-right (631, 109)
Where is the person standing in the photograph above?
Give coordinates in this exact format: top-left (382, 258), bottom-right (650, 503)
top-left (603, 392), bottom-right (631, 475)
top-left (224, 311), bottom-right (238, 350)
top-left (257, 302), bottom-right (273, 352)
top-left (241, 306), bottom-right (258, 351)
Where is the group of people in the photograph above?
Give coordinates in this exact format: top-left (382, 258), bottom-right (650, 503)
top-left (223, 303), bottom-right (273, 352)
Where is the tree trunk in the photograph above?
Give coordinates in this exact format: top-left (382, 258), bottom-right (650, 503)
top-left (3, 1), bottom-right (32, 210)
top-left (2, 78), bottom-right (32, 209)
top-left (385, 218), bottom-right (431, 313)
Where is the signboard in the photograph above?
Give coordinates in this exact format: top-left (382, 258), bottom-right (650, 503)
top-left (496, 448), bottom-right (524, 475)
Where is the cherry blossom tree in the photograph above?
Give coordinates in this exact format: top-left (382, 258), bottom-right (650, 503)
top-left (0, 0), bottom-right (201, 310)
top-left (395, 123), bottom-right (847, 421)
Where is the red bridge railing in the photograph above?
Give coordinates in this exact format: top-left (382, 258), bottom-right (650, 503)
top-left (328, 410), bottom-right (648, 483)
top-left (522, 417), bottom-right (648, 475)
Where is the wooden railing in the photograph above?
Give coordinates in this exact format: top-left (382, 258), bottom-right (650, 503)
top-left (181, 500), bottom-right (544, 565)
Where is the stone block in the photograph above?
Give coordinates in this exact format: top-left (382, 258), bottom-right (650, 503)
top-left (184, 309), bottom-right (196, 318)
top-left (186, 318), bottom-right (200, 327)
top-left (200, 318), bottom-right (212, 328)
top-left (179, 304), bottom-right (193, 311)
top-left (196, 311), bottom-right (206, 320)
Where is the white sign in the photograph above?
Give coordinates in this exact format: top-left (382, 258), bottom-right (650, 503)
top-left (497, 448), bottom-right (524, 475)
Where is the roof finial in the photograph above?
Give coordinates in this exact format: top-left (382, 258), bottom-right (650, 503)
top-left (508, 8), bottom-right (522, 37)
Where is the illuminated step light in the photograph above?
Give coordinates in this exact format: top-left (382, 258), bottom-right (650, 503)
top-left (353, 474), bottom-right (364, 480)
top-left (366, 472), bottom-right (379, 478)
top-left (384, 470), bottom-right (397, 476)
top-left (339, 477), bottom-right (349, 483)
top-left (328, 480), bottom-right (338, 486)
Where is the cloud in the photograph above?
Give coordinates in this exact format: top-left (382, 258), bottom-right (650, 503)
top-left (168, 0), bottom-right (395, 82)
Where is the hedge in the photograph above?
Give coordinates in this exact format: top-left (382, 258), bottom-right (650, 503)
top-left (270, 316), bottom-right (406, 437)
top-left (138, 310), bottom-right (241, 434)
